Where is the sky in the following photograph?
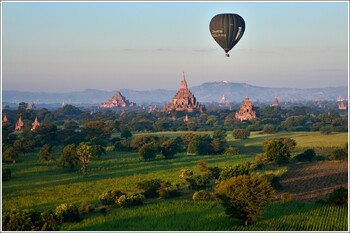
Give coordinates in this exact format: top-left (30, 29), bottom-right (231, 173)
top-left (1, 1), bottom-right (349, 92)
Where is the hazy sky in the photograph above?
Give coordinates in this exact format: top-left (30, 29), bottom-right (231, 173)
top-left (2, 1), bottom-right (349, 92)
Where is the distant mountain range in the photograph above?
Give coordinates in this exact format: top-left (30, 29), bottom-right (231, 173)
top-left (2, 82), bottom-right (348, 105)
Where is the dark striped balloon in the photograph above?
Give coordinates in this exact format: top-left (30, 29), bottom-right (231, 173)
top-left (209, 13), bottom-right (245, 57)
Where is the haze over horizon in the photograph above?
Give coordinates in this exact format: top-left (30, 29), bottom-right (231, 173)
top-left (2, 1), bottom-right (349, 93)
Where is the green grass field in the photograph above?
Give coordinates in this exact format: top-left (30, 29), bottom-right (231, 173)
top-left (2, 131), bottom-right (348, 230)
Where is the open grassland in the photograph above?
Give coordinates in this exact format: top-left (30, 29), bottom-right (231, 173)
top-left (2, 131), bottom-right (348, 230)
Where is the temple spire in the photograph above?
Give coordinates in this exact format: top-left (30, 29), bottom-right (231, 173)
top-left (180, 72), bottom-right (188, 89)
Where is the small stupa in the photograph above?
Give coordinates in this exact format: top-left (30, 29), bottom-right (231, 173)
top-left (15, 115), bottom-right (24, 131)
top-left (2, 113), bottom-right (8, 123)
top-left (219, 95), bottom-right (230, 106)
top-left (271, 97), bottom-right (279, 107)
top-left (31, 117), bottom-right (40, 131)
top-left (184, 114), bottom-right (189, 122)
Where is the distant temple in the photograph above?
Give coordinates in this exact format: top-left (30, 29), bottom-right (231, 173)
top-left (27, 101), bottom-right (35, 110)
top-left (31, 117), bottom-right (40, 131)
top-left (163, 72), bottom-right (204, 112)
top-left (15, 115), bottom-right (24, 131)
top-left (235, 96), bottom-right (256, 121)
top-left (218, 95), bottom-right (230, 106)
top-left (100, 91), bottom-right (135, 108)
top-left (271, 97), bottom-right (279, 107)
top-left (184, 114), bottom-right (189, 122)
top-left (3, 113), bottom-right (8, 123)
top-left (338, 102), bottom-right (347, 110)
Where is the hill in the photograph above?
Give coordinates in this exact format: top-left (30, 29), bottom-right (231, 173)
top-left (2, 82), bottom-right (347, 105)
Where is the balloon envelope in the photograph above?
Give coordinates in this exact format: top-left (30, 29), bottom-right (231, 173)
top-left (209, 13), bottom-right (245, 56)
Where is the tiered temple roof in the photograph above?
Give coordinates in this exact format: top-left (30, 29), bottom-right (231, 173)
top-left (163, 72), bottom-right (204, 112)
top-left (235, 96), bottom-right (256, 121)
top-left (100, 91), bottom-right (135, 108)
top-left (271, 97), bottom-right (279, 107)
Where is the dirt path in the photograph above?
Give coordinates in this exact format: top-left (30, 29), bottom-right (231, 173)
top-left (277, 161), bottom-right (348, 202)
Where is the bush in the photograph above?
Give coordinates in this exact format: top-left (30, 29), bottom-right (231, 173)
top-left (215, 174), bottom-right (274, 226)
top-left (116, 194), bottom-right (145, 208)
top-left (263, 124), bottom-right (276, 134)
top-left (281, 192), bottom-right (294, 203)
top-left (326, 186), bottom-right (348, 206)
top-left (137, 179), bottom-right (162, 198)
top-left (330, 148), bottom-right (348, 161)
top-left (185, 175), bottom-right (210, 190)
top-left (232, 129), bottom-right (250, 140)
top-left (192, 190), bottom-right (210, 201)
top-left (79, 201), bottom-right (94, 214)
top-left (2, 167), bottom-right (11, 181)
top-left (252, 153), bottom-right (268, 170)
top-left (179, 169), bottom-right (193, 179)
top-left (98, 190), bottom-right (125, 205)
top-left (224, 146), bottom-right (240, 155)
top-left (157, 183), bottom-right (181, 199)
top-left (54, 203), bottom-right (80, 223)
top-left (218, 164), bottom-right (249, 182)
top-left (264, 140), bottom-right (291, 165)
top-left (263, 174), bottom-right (282, 190)
top-left (294, 149), bottom-right (316, 162)
top-left (320, 126), bottom-right (332, 135)
top-left (2, 208), bottom-right (57, 231)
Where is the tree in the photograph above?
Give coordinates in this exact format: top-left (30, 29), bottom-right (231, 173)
top-left (138, 142), bottom-right (158, 161)
top-left (160, 138), bottom-right (179, 159)
top-left (89, 145), bottom-right (106, 158)
top-left (263, 124), bottom-right (276, 134)
top-left (218, 164), bottom-right (249, 182)
top-left (264, 140), bottom-right (291, 164)
top-left (76, 143), bottom-right (93, 176)
top-left (215, 174), bottom-right (274, 226)
top-left (57, 144), bottom-right (80, 170)
top-left (232, 129), bottom-right (250, 140)
top-left (3, 147), bottom-right (19, 163)
top-left (38, 144), bottom-right (54, 165)
top-left (121, 128), bottom-right (132, 139)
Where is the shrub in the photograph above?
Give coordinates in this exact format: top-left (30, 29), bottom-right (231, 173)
top-left (326, 186), bottom-right (348, 206)
top-left (218, 164), bottom-right (249, 182)
top-left (294, 149), bottom-right (316, 162)
top-left (263, 174), bottom-right (282, 190)
top-left (224, 146), bottom-right (240, 155)
top-left (215, 174), bottom-right (274, 226)
top-left (54, 203), bottom-right (80, 223)
top-left (2, 167), bottom-right (11, 181)
top-left (232, 129), bottom-right (250, 140)
top-left (98, 190), bottom-right (125, 205)
top-left (263, 124), bottom-right (276, 134)
top-left (79, 201), bottom-right (94, 214)
top-left (179, 169), bottom-right (193, 179)
top-left (192, 190), bottom-right (210, 201)
top-left (281, 192), bottom-right (294, 203)
top-left (157, 183), bottom-right (181, 199)
top-left (330, 148), bottom-right (348, 161)
top-left (252, 153), bottom-right (268, 170)
top-left (320, 126), bottom-right (332, 135)
top-left (2, 208), bottom-right (57, 231)
top-left (137, 179), bottom-right (162, 198)
top-left (117, 194), bottom-right (145, 208)
top-left (186, 175), bottom-right (210, 190)
top-left (264, 140), bottom-right (291, 165)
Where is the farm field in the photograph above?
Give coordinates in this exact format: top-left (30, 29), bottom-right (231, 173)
top-left (2, 131), bottom-right (348, 231)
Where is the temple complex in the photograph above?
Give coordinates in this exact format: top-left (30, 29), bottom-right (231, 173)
top-left (15, 115), bottom-right (24, 131)
top-left (163, 72), bottom-right (204, 112)
top-left (3, 113), bottom-right (8, 123)
top-left (234, 96), bottom-right (256, 121)
top-left (271, 97), bottom-right (279, 107)
top-left (31, 117), bottom-right (40, 131)
top-left (100, 91), bottom-right (135, 108)
top-left (218, 95), bottom-right (230, 107)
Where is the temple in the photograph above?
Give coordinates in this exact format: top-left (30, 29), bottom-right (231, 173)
top-left (31, 117), bottom-right (40, 131)
top-left (338, 102), bottom-right (347, 110)
top-left (271, 97), bottom-right (279, 107)
top-left (3, 113), bottom-right (8, 123)
top-left (218, 95), bottom-right (230, 106)
top-left (163, 72), bottom-right (204, 112)
top-left (15, 115), bottom-right (24, 131)
top-left (27, 101), bottom-right (35, 110)
top-left (235, 96), bottom-right (256, 121)
top-left (100, 91), bottom-right (135, 108)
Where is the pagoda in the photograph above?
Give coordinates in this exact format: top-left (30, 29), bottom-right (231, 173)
top-left (219, 95), bottom-right (230, 106)
top-left (338, 102), bottom-right (347, 110)
top-left (235, 96), bottom-right (256, 121)
top-left (31, 117), bottom-right (40, 131)
top-left (15, 115), bottom-right (24, 131)
top-left (3, 113), bottom-right (8, 123)
top-left (100, 91), bottom-right (135, 108)
top-left (184, 114), bottom-right (189, 122)
top-left (27, 101), bottom-right (35, 109)
top-left (163, 72), bottom-right (204, 112)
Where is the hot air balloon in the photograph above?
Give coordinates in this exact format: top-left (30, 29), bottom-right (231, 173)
top-left (209, 13), bottom-right (245, 57)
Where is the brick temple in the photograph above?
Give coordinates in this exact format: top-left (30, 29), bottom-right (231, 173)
top-left (100, 91), bottom-right (135, 108)
top-left (235, 96), bottom-right (256, 121)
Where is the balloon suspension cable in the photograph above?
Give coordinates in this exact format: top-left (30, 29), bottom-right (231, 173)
top-left (225, 53), bottom-right (230, 57)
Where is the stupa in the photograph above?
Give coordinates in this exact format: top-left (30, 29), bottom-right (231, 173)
top-left (31, 117), bottom-right (40, 131)
top-left (3, 113), bottom-right (8, 123)
top-left (100, 91), bottom-right (135, 108)
top-left (15, 115), bottom-right (24, 131)
top-left (219, 95), bottom-right (230, 106)
top-left (234, 96), bottom-right (256, 121)
top-left (271, 97), bottom-right (279, 107)
top-left (163, 72), bottom-right (204, 112)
